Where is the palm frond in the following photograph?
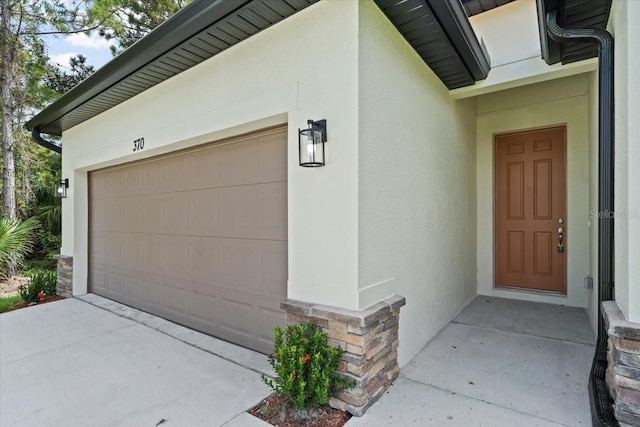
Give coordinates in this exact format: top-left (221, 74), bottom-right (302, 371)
top-left (0, 218), bottom-right (40, 277)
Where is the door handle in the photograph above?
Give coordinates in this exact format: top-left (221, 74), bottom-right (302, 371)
top-left (557, 221), bottom-right (564, 253)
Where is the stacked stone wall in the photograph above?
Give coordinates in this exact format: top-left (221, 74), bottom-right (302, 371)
top-left (603, 301), bottom-right (640, 426)
top-left (54, 255), bottom-right (73, 298)
top-left (282, 295), bottom-right (405, 416)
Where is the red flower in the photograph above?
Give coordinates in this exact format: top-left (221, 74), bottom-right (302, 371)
top-left (37, 292), bottom-right (45, 298)
top-left (39, 297), bottom-right (46, 303)
top-left (292, 369), bottom-right (297, 377)
top-left (302, 354), bottom-right (311, 363)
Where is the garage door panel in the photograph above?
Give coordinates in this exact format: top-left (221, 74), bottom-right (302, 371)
top-left (187, 145), bottom-right (222, 189)
top-left (140, 161), bottom-right (164, 195)
top-left (107, 272), bottom-right (123, 294)
top-left (141, 279), bottom-right (162, 309)
top-left (161, 155), bottom-right (189, 193)
top-left (161, 237), bottom-right (192, 279)
top-left (219, 297), bottom-right (255, 337)
top-left (90, 127), bottom-right (287, 354)
top-left (257, 306), bottom-right (287, 349)
top-left (188, 292), bottom-right (219, 329)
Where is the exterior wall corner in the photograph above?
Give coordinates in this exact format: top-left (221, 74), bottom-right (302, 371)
top-left (602, 301), bottom-right (640, 425)
top-left (281, 295), bottom-right (406, 416)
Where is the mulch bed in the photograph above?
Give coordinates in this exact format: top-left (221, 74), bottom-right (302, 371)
top-left (6, 295), bottom-right (65, 312)
top-left (249, 393), bottom-right (351, 427)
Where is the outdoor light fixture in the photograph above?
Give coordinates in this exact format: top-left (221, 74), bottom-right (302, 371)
top-left (299, 119), bottom-right (327, 167)
top-left (54, 179), bottom-right (69, 198)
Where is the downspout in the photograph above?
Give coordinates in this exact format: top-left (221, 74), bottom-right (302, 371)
top-left (546, 10), bottom-right (617, 427)
top-left (31, 128), bottom-right (62, 154)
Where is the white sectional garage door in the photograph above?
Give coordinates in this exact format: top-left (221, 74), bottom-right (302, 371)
top-left (89, 127), bottom-right (287, 354)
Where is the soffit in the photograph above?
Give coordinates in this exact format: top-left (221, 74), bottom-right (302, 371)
top-left (461, 0), bottom-right (516, 17)
top-left (26, 0), bottom-right (318, 136)
top-left (538, 0), bottom-right (612, 65)
top-left (374, 0), bottom-right (491, 90)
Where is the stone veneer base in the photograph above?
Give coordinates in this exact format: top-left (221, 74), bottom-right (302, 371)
top-left (281, 295), bottom-right (406, 417)
top-left (603, 301), bottom-right (640, 426)
top-left (54, 255), bottom-right (73, 298)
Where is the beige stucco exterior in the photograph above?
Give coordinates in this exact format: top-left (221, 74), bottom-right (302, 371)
top-left (609, 0), bottom-right (640, 324)
top-left (357, 1), bottom-right (477, 365)
top-left (476, 75), bottom-right (591, 309)
top-left (57, 0), bottom-right (639, 365)
top-left (62, 0), bottom-right (361, 310)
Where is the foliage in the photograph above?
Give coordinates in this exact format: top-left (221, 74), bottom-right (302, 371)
top-left (30, 269), bottom-right (57, 295)
top-left (1, 0), bottom-right (86, 220)
top-left (262, 322), bottom-right (353, 410)
top-left (17, 269), bottom-right (57, 303)
top-left (89, 0), bottom-right (191, 55)
top-left (0, 218), bottom-right (40, 278)
top-left (45, 54), bottom-right (95, 93)
top-left (0, 293), bottom-right (22, 313)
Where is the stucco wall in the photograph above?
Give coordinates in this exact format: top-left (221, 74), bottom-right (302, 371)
top-left (608, 0), bottom-right (640, 323)
top-left (357, 1), bottom-right (478, 365)
top-left (476, 75), bottom-right (591, 308)
top-left (60, 1), bottom-right (361, 309)
top-left (469, 0), bottom-right (540, 67)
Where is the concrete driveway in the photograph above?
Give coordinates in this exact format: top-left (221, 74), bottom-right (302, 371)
top-left (0, 297), bottom-right (271, 427)
top-left (1, 295), bottom-right (596, 427)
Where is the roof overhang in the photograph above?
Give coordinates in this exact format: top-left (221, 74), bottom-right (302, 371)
top-left (374, 0), bottom-right (491, 90)
top-left (27, 0), bottom-right (493, 140)
top-left (26, 0), bottom-right (318, 136)
top-left (461, 0), bottom-right (516, 17)
top-left (537, 0), bottom-right (612, 65)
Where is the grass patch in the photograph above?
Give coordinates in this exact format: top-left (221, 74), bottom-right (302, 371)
top-left (0, 293), bottom-right (22, 313)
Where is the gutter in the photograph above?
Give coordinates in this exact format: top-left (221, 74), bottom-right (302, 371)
top-left (546, 10), bottom-right (617, 427)
top-left (31, 128), bottom-right (61, 154)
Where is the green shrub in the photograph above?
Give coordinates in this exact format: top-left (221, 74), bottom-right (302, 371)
top-left (29, 269), bottom-right (57, 296)
top-left (17, 269), bottom-right (57, 303)
top-left (0, 217), bottom-right (39, 277)
top-left (262, 322), bottom-right (353, 409)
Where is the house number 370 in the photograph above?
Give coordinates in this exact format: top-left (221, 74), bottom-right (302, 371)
top-left (133, 137), bottom-right (145, 152)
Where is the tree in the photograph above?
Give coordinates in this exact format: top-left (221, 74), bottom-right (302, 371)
top-left (90, 0), bottom-right (190, 55)
top-left (1, 0), bottom-right (19, 220)
top-left (46, 54), bottom-right (95, 93)
top-left (1, 0), bottom-right (89, 220)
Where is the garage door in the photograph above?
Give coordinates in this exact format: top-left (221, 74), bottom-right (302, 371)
top-left (89, 127), bottom-right (287, 354)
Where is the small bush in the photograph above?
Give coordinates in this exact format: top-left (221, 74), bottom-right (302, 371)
top-left (29, 269), bottom-right (57, 296)
top-left (18, 269), bottom-right (57, 303)
top-left (262, 322), bottom-right (353, 409)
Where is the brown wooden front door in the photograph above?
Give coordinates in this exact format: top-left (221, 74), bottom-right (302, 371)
top-left (495, 126), bottom-right (567, 293)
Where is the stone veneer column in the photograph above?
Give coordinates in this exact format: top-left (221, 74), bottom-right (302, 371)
top-left (603, 301), bottom-right (640, 426)
top-left (281, 295), bottom-right (406, 416)
top-left (54, 255), bottom-right (73, 298)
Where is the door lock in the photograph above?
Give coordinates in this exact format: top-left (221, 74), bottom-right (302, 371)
top-left (557, 221), bottom-right (564, 253)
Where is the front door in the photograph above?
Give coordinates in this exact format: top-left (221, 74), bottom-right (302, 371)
top-left (494, 126), bottom-right (567, 293)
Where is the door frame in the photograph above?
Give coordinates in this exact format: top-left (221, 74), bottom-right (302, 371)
top-left (492, 124), bottom-right (568, 294)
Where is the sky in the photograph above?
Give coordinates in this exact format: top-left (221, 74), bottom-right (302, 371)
top-left (46, 32), bottom-right (116, 71)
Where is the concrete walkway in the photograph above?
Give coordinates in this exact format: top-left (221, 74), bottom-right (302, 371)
top-left (348, 296), bottom-right (596, 427)
top-left (1, 295), bottom-right (595, 427)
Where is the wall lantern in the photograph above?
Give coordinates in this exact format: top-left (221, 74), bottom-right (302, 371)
top-left (299, 119), bottom-right (327, 167)
top-left (54, 179), bottom-right (69, 198)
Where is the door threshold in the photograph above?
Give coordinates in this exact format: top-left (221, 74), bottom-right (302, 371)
top-left (494, 285), bottom-right (567, 297)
